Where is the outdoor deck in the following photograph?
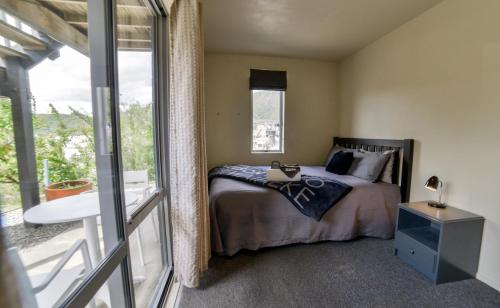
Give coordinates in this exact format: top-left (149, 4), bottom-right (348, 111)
top-left (1, 208), bottom-right (162, 307)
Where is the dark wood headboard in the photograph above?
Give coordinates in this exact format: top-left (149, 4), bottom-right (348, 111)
top-left (333, 137), bottom-right (414, 202)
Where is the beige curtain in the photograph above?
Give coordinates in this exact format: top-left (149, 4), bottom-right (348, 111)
top-left (168, 0), bottom-right (210, 288)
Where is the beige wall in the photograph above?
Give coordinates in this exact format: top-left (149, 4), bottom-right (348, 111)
top-left (205, 53), bottom-right (337, 169)
top-left (338, 0), bottom-right (500, 290)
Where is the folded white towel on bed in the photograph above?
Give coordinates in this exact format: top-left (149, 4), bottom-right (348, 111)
top-left (266, 168), bottom-right (301, 182)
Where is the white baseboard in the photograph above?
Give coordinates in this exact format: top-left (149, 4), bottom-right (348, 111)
top-left (477, 272), bottom-right (500, 292)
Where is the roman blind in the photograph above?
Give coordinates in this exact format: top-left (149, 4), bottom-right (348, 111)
top-left (250, 69), bottom-right (287, 90)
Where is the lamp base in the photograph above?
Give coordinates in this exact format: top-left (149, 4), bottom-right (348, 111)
top-left (428, 201), bottom-right (447, 209)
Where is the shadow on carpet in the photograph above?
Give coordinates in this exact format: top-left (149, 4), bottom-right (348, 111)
top-left (179, 238), bottom-right (500, 308)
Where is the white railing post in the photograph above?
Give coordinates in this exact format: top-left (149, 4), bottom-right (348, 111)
top-left (43, 159), bottom-right (49, 186)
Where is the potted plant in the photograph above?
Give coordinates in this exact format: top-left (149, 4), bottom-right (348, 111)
top-left (35, 104), bottom-right (96, 201)
top-left (45, 179), bottom-right (92, 201)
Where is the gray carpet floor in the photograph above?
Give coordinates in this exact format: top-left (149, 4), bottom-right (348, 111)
top-left (178, 238), bottom-right (500, 308)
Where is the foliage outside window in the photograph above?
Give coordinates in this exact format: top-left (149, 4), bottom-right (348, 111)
top-left (0, 98), bottom-right (19, 212)
top-left (0, 97), bottom-right (155, 212)
top-left (119, 101), bottom-right (155, 180)
top-left (33, 103), bottom-right (96, 185)
top-left (251, 90), bottom-right (285, 153)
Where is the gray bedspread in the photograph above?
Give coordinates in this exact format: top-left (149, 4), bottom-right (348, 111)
top-left (210, 166), bottom-right (401, 256)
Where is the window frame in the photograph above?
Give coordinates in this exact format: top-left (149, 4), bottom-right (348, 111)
top-left (250, 89), bottom-right (285, 154)
top-left (61, 1), bottom-right (173, 307)
top-left (0, 1), bottom-right (172, 306)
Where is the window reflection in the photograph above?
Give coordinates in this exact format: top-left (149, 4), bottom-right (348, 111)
top-left (117, 0), bottom-right (156, 206)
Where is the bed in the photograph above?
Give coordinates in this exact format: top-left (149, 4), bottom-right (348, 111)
top-left (210, 137), bottom-right (414, 256)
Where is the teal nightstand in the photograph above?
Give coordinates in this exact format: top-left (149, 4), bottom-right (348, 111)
top-left (394, 202), bottom-right (484, 284)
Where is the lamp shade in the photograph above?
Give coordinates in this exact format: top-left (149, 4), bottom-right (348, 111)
top-left (424, 176), bottom-right (440, 191)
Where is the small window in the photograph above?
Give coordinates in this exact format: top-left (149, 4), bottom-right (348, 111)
top-left (251, 90), bottom-right (285, 153)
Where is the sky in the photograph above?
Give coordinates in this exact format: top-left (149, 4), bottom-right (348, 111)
top-left (29, 46), bottom-right (153, 114)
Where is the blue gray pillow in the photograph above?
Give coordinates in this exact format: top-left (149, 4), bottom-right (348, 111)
top-left (347, 150), bottom-right (391, 182)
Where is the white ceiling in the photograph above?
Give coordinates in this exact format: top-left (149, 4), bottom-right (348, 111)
top-left (204, 0), bottom-right (443, 61)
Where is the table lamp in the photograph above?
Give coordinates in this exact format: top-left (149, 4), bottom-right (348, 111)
top-left (424, 176), bottom-right (446, 208)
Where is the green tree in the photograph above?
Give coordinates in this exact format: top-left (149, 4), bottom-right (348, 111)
top-left (34, 104), bottom-right (96, 184)
top-left (0, 98), bottom-right (20, 211)
top-left (0, 98), bottom-right (154, 211)
top-left (0, 98), bottom-right (18, 186)
top-left (120, 102), bottom-right (155, 180)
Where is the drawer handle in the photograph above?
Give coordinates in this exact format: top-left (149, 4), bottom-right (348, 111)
top-left (409, 249), bottom-right (415, 255)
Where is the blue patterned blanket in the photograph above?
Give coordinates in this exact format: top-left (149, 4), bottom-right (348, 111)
top-left (209, 165), bottom-right (352, 221)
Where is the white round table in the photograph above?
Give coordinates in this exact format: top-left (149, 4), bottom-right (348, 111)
top-left (24, 191), bottom-right (138, 267)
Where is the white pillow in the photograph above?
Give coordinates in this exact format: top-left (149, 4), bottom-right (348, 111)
top-left (379, 150), bottom-right (396, 183)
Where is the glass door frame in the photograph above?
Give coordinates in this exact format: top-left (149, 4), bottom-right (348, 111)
top-left (60, 0), bottom-right (173, 307)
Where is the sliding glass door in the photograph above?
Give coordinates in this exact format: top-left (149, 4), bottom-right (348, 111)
top-left (116, 0), bottom-right (172, 306)
top-left (0, 0), bottom-right (171, 307)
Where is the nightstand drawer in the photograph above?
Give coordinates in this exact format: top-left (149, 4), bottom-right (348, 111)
top-left (395, 231), bottom-right (437, 279)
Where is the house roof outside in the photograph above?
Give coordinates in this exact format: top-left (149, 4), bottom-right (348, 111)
top-left (0, 0), bottom-right (152, 69)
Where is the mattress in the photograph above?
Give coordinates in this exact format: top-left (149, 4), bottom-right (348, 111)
top-left (210, 166), bottom-right (401, 256)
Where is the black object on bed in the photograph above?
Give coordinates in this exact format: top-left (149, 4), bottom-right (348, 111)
top-left (209, 165), bottom-right (352, 221)
top-left (326, 151), bottom-right (354, 175)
